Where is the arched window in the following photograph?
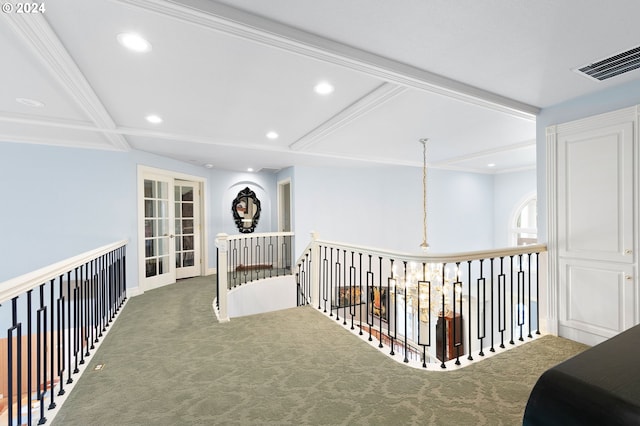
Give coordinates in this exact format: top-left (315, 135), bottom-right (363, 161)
top-left (512, 196), bottom-right (537, 246)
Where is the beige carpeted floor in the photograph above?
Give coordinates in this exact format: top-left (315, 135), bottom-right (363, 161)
top-left (52, 276), bottom-right (587, 425)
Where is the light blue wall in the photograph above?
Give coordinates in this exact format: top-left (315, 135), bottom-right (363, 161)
top-left (536, 79), bottom-right (640, 242)
top-left (210, 168), bottom-right (278, 236)
top-left (291, 165), bottom-right (495, 257)
top-left (493, 169), bottom-right (537, 247)
top-left (0, 141), bottom-right (278, 288)
top-left (1, 138), bottom-right (535, 291)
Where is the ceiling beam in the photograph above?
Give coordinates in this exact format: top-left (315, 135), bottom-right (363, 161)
top-left (289, 82), bottom-right (407, 151)
top-left (1, 12), bottom-right (130, 151)
top-left (116, 0), bottom-right (539, 121)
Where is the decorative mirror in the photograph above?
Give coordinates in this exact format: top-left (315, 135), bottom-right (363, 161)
top-left (232, 187), bottom-right (261, 233)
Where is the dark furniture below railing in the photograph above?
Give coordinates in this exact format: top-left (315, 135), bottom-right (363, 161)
top-left (523, 324), bottom-right (640, 425)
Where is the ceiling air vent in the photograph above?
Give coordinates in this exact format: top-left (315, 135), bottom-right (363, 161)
top-left (575, 46), bottom-right (640, 81)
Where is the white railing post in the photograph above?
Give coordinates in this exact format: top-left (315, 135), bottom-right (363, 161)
top-left (215, 233), bottom-right (230, 322)
top-left (310, 231), bottom-right (320, 307)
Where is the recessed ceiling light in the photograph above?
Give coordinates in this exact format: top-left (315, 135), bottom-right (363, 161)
top-left (203, 163), bottom-right (213, 169)
top-left (146, 114), bottom-right (162, 124)
top-left (487, 163), bottom-right (496, 168)
top-left (266, 131), bottom-right (279, 140)
top-left (247, 168), bottom-right (254, 172)
top-left (16, 97), bottom-right (45, 108)
top-left (117, 32), bottom-right (152, 53)
top-left (314, 81), bottom-right (334, 95)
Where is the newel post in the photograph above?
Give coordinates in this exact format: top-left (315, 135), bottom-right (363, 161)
top-left (310, 231), bottom-right (320, 307)
top-left (215, 233), bottom-right (230, 322)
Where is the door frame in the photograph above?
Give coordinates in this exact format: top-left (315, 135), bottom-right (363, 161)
top-left (277, 177), bottom-right (292, 232)
top-left (137, 165), bottom-right (208, 293)
top-left (546, 105), bottom-right (639, 343)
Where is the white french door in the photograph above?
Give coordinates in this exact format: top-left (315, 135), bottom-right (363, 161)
top-left (138, 168), bottom-right (205, 291)
top-left (141, 174), bottom-right (176, 290)
top-left (175, 180), bottom-right (201, 279)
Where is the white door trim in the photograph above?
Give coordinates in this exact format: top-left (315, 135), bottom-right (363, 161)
top-left (277, 177), bottom-right (292, 232)
top-left (137, 165), bottom-right (209, 292)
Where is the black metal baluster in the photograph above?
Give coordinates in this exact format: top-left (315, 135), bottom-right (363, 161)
top-left (67, 270), bottom-right (74, 384)
top-left (366, 255), bottom-right (373, 342)
top-left (37, 283), bottom-right (47, 425)
top-left (329, 248), bottom-right (334, 318)
top-left (388, 259), bottom-right (396, 356)
top-left (518, 254), bottom-right (525, 341)
top-left (509, 255), bottom-right (515, 345)
top-left (418, 262), bottom-right (430, 368)
top-left (467, 261), bottom-right (473, 361)
top-left (78, 264), bottom-right (85, 365)
top-left (321, 246), bottom-right (327, 312)
top-left (440, 263), bottom-right (446, 369)
top-left (527, 253), bottom-right (533, 338)
top-left (106, 251), bottom-right (112, 326)
top-left (358, 253), bottom-right (363, 335)
top-left (57, 276), bottom-right (65, 398)
top-left (498, 257), bottom-right (506, 349)
top-left (342, 250), bottom-right (347, 326)
top-left (477, 259), bottom-right (485, 357)
top-left (403, 261), bottom-right (408, 363)
top-left (349, 251), bottom-right (356, 330)
top-left (8, 297), bottom-right (23, 426)
top-left (27, 290), bottom-right (33, 425)
top-left (84, 262), bottom-right (90, 357)
top-left (266, 236), bottom-right (271, 278)
top-left (48, 278), bottom-right (56, 410)
top-left (92, 259), bottom-right (98, 348)
top-left (101, 253), bottom-right (106, 329)
top-left (229, 240), bottom-right (235, 288)
top-left (73, 278), bottom-right (79, 375)
top-left (535, 252), bottom-right (541, 335)
top-left (490, 258), bottom-right (495, 352)
top-left (378, 257), bottom-right (383, 349)
top-left (335, 249), bottom-right (341, 322)
top-left (453, 262), bottom-right (462, 365)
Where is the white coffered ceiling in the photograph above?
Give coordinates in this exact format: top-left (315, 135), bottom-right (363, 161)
top-left (1, 0), bottom-right (639, 173)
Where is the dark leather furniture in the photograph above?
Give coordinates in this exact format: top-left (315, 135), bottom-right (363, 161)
top-left (523, 324), bottom-right (640, 425)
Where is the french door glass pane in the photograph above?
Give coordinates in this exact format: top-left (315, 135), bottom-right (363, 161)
top-left (182, 203), bottom-right (193, 217)
top-left (182, 187), bottom-right (193, 201)
top-left (183, 236), bottom-right (193, 250)
top-left (144, 200), bottom-right (155, 218)
top-left (144, 178), bottom-right (171, 279)
top-left (145, 259), bottom-right (157, 278)
top-left (144, 180), bottom-right (154, 198)
top-left (175, 183), bottom-right (196, 273)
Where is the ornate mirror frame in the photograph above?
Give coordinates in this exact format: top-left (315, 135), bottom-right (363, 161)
top-left (231, 187), bottom-right (261, 233)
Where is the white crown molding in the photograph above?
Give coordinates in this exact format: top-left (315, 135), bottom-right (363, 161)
top-left (0, 132), bottom-right (119, 151)
top-left (289, 83), bottom-right (407, 151)
top-left (435, 139), bottom-right (535, 166)
top-left (0, 111), bottom-right (97, 129)
top-left (116, 0), bottom-right (539, 121)
top-left (554, 104), bottom-right (638, 135)
top-left (1, 12), bottom-right (130, 151)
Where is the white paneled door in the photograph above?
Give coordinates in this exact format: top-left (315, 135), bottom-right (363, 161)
top-left (552, 109), bottom-right (637, 345)
top-left (138, 168), bottom-right (204, 291)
